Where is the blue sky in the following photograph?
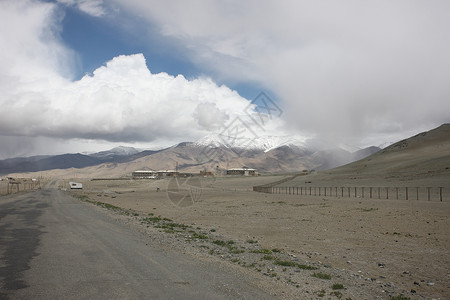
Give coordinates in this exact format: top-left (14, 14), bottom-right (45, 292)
top-left (60, 3), bottom-right (262, 100)
top-left (61, 7), bottom-right (199, 81)
top-left (0, 0), bottom-right (449, 158)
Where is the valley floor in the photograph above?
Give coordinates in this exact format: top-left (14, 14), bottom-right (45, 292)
top-left (65, 175), bottom-right (449, 299)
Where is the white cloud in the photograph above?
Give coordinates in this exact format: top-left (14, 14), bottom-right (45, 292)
top-left (115, 0), bottom-right (450, 146)
top-left (0, 51), bottom-right (262, 143)
top-left (2, 0), bottom-right (449, 159)
top-left (1, 0), bottom-right (283, 158)
top-left (57, 0), bottom-right (106, 17)
top-left (194, 102), bottom-right (230, 131)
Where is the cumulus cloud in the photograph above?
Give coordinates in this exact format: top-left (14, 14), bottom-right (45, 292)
top-left (1, 0), bottom-right (282, 158)
top-left (194, 102), bottom-right (229, 131)
top-left (0, 51), bottom-right (257, 143)
top-left (115, 0), bottom-right (450, 147)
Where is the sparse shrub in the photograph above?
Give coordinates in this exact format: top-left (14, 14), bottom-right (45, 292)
top-left (332, 283), bottom-right (345, 290)
top-left (262, 255), bottom-right (275, 260)
top-left (212, 240), bottom-right (226, 246)
top-left (250, 249), bottom-right (272, 254)
top-left (316, 289), bottom-right (326, 297)
top-left (274, 260), bottom-right (297, 267)
top-left (192, 232), bottom-right (208, 239)
top-left (330, 291), bottom-right (343, 299)
top-left (246, 239), bottom-right (258, 244)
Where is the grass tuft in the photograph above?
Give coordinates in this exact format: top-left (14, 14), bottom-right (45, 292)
top-left (250, 249), bottom-right (272, 254)
top-left (331, 283), bottom-right (345, 290)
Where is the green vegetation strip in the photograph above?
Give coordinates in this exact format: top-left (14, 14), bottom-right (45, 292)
top-left (274, 260), bottom-right (318, 270)
top-left (250, 248), bottom-right (272, 254)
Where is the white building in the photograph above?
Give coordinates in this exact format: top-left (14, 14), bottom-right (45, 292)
top-left (132, 170), bottom-right (157, 179)
top-left (226, 167), bottom-right (258, 176)
top-left (69, 182), bottom-right (83, 189)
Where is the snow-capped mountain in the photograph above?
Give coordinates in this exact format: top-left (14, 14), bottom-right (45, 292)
top-left (194, 133), bottom-right (307, 152)
top-left (1, 134), bottom-right (381, 176)
top-left (90, 146), bottom-right (141, 159)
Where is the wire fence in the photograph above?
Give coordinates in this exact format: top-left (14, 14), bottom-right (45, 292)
top-left (253, 185), bottom-right (449, 202)
top-left (0, 179), bottom-right (41, 196)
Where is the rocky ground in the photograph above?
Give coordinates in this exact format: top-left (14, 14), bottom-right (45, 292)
top-left (63, 175), bottom-right (449, 300)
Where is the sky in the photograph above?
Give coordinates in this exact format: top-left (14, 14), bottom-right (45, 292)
top-left (0, 0), bottom-right (449, 159)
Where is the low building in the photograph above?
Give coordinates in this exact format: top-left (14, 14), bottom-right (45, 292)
top-left (69, 182), bottom-right (83, 189)
top-left (226, 167), bottom-right (258, 176)
top-left (156, 170), bottom-right (179, 177)
top-left (132, 170), bottom-right (157, 179)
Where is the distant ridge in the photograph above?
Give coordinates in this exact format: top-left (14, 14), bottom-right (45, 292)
top-left (2, 135), bottom-right (381, 177)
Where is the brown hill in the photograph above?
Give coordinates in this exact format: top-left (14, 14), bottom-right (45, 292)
top-left (279, 123), bottom-right (450, 188)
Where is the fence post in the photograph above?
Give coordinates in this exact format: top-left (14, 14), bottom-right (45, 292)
top-left (378, 187), bottom-right (381, 199)
top-left (348, 187), bottom-right (350, 198)
top-left (396, 187), bottom-right (399, 200)
top-left (440, 187), bottom-right (442, 202)
top-left (406, 187), bottom-right (408, 200)
top-left (310, 187), bottom-right (311, 195)
top-left (370, 187), bottom-right (372, 199)
top-left (362, 187), bottom-right (364, 198)
top-left (318, 187), bottom-right (321, 196)
top-left (341, 187), bottom-right (344, 197)
top-left (386, 187), bottom-right (389, 199)
top-left (324, 187), bottom-right (326, 196)
top-left (416, 187), bottom-right (419, 201)
top-left (427, 187), bottom-right (430, 201)
top-left (354, 187), bottom-right (357, 198)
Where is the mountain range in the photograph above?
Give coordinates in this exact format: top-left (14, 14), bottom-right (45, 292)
top-left (0, 135), bottom-right (381, 177)
top-left (277, 123), bottom-right (450, 188)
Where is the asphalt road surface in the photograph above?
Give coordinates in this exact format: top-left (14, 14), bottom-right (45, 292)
top-left (0, 185), bottom-right (272, 299)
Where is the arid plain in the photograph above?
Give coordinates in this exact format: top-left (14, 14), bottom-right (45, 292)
top-left (64, 172), bottom-right (449, 300)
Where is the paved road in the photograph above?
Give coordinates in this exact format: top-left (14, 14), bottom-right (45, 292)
top-left (0, 186), bottom-right (272, 299)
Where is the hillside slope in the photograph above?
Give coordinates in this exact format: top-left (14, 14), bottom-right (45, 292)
top-left (280, 124), bottom-right (450, 187)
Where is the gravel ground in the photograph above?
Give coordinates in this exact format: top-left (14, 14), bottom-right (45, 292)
top-left (64, 176), bottom-right (449, 300)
